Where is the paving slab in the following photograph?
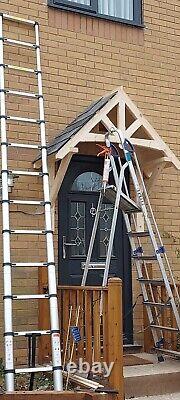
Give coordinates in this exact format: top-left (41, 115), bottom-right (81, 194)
top-left (124, 353), bottom-right (180, 398)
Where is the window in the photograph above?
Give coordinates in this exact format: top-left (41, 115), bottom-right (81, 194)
top-left (48, 0), bottom-right (142, 25)
top-left (71, 172), bottom-right (102, 192)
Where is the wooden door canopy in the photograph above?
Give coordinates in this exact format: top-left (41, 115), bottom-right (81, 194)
top-left (34, 87), bottom-right (180, 205)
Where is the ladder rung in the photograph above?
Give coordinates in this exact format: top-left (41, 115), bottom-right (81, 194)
top-left (143, 301), bottom-right (171, 308)
top-left (10, 200), bottom-right (44, 205)
top-left (7, 90), bottom-right (38, 98)
top-left (6, 64), bottom-right (36, 73)
top-left (9, 142), bottom-right (40, 149)
top-left (15, 366), bottom-right (53, 374)
top-left (14, 330), bottom-right (51, 337)
top-left (3, 13), bottom-right (36, 25)
top-left (11, 229), bottom-right (44, 235)
top-left (4, 38), bottom-right (36, 48)
top-left (128, 231), bottom-right (150, 237)
top-left (132, 255), bottom-right (157, 261)
top-left (8, 116), bottom-right (38, 124)
top-left (12, 262), bottom-right (48, 267)
top-left (150, 324), bottom-right (179, 332)
top-left (12, 294), bottom-right (49, 300)
top-left (10, 170), bottom-right (41, 176)
top-left (138, 278), bottom-right (164, 285)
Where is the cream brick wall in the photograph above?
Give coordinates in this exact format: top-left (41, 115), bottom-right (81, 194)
top-left (0, 0), bottom-right (179, 361)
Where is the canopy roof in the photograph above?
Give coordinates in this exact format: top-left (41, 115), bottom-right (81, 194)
top-left (35, 87), bottom-right (180, 180)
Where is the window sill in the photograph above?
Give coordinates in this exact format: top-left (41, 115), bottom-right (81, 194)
top-left (48, 2), bottom-right (144, 29)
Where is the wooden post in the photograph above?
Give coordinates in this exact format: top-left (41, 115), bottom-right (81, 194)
top-left (108, 278), bottom-right (124, 400)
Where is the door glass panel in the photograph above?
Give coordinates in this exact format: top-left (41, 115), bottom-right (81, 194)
top-left (99, 203), bottom-right (114, 257)
top-left (70, 202), bottom-right (86, 257)
top-left (71, 172), bottom-right (102, 192)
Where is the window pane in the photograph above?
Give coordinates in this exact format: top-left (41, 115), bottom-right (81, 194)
top-left (99, 204), bottom-right (115, 257)
top-left (70, 202), bottom-right (86, 256)
top-left (71, 172), bottom-right (102, 192)
top-left (67, 0), bottom-right (90, 4)
top-left (98, 0), bottom-right (134, 21)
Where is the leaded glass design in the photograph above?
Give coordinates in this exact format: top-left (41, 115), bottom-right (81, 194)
top-left (99, 203), bottom-right (114, 257)
top-left (71, 172), bottom-right (102, 192)
top-left (70, 202), bottom-right (86, 256)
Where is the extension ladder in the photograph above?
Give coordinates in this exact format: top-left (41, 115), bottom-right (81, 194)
top-left (81, 129), bottom-right (180, 358)
top-left (0, 14), bottom-right (63, 391)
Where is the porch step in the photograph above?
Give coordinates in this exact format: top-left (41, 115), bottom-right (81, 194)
top-left (124, 353), bottom-right (180, 399)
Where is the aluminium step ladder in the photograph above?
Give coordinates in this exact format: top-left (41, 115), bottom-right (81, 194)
top-left (81, 129), bottom-right (180, 358)
top-left (0, 14), bottom-right (63, 391)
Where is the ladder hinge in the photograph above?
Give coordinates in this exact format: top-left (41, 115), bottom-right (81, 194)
top-left (2, 229), bottom-right (11, 234)
top-left (133, 246), bottom-right (143, 256)
top-left (0, 115), bottom-right (7, 119)
top-left (156, 246), bottom-right (165, 254)
top-left (49, 294), bottom-right (57, 298)
top-left (3, 262), bottom-right (12, 267)
top-left (38, 119), bottom-right (45, 124)
top-left (45, 230), bottom-right (53, 235)
top-left (41, 145), bottom-right (47, 150)
top-left (3, 295), bottom-right (13, 300)
top-left (35, 69), bottom-right (42, 75)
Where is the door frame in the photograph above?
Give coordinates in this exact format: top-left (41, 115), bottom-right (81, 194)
top-left (58, 154), bottom-right (133, 343)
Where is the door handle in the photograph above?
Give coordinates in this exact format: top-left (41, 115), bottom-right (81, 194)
top-left (62, 235), bottom-right (76, 259)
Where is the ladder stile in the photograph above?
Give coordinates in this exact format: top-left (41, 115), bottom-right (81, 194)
top-left (0, 14), bottom-right (63, 392)
top-left (35, 21), bottom-right (63, 391)
top-left (0, 14), bottom-right (14, 392)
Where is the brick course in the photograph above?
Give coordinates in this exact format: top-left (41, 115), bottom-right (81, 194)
top-left (0, 0), bottom-right (179, 364)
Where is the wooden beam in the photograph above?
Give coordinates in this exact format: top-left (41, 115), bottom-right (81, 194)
top-left (79, 133), bottom-right (119, 144)
top-left (125, 118), bottom-right (143, 139)
top-left (145, 161), bottom-right (166, 194)
top-left (117, 98), bottom-right (125, 132)
top-left (51, 148), bottom-right (78, 206)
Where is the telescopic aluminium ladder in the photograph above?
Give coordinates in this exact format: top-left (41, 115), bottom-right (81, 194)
top-left (81, 128), bottom-right (180, 358)
top-left (0, 13), bottom-right (63, 391)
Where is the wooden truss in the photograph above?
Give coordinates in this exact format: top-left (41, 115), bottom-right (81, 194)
top-left (46, 87), bottom-right (180, 207)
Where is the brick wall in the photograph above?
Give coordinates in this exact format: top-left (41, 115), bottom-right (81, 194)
top-left (0, 0), bottom-right (179, 363)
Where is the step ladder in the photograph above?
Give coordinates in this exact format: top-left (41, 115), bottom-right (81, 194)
top-left (81, 129), bottom-right (180, 358)
top-left (0, 14), bottom-right (63, 391)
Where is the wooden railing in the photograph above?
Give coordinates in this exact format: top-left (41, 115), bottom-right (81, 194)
top-left (38, 278), bottom-right (124, 399)
top-left (143, 265), bottom-right (180, 352)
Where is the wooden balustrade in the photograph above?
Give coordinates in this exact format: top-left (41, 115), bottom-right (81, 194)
top-left (38, 277), bottom-right (124, 399)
